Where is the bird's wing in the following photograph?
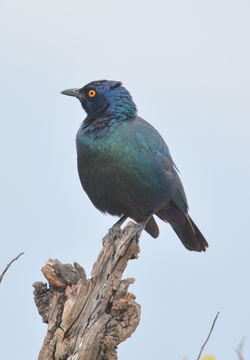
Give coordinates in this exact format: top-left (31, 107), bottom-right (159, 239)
top-left (132, 117), bottom-right (189, 213)
top-left (133, 117), bottom-right (175, 164)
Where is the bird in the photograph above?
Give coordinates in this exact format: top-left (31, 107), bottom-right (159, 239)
top-left (61, 80), bottom-right (208, 252)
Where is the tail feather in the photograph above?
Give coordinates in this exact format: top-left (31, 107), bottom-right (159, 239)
top-left (145, 216), bottom-right (159, 238)
top-left (188, 216), bottom-right (208, 251)
top-left (171, 215), bottom-right (208, 251)
top-left (157, 206), bottom-right (208, 252)
top-left (134, 215), bottom-right (159, 238)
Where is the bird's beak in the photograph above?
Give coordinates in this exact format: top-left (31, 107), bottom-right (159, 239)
top-left (61, 88), bottom-right (81, 98)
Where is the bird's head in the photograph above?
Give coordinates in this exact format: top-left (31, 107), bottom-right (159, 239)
top-left (61, 80), bottom-right (137, 120)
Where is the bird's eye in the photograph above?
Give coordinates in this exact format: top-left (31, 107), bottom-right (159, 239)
top-left (88, 89), bottom-right (96, 98)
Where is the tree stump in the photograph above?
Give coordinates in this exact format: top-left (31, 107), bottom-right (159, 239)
top-left (33, 222), bottom-right (142, 360)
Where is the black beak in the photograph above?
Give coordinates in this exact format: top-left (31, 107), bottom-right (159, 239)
top-left (61, 88), bottom-right (81, 98)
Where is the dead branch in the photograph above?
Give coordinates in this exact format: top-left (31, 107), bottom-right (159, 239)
top-left (33, 221), bottom-right (141, 360)
top-left (196, 312), bottom-right (220, 360)
top-left (0, 252), bottom-right (24, 283)
top-left (235, 337), bottom-right (246, 360)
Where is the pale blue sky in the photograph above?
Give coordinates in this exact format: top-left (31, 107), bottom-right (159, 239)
top-left (1, 0), bottom-right (250, 359)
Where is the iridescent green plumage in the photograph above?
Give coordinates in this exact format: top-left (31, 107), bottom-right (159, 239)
top-left (61, 80), bottom-right (208, 251)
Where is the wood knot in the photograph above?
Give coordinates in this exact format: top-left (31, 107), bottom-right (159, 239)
top-left (41, 259), bottom-right (85, 288)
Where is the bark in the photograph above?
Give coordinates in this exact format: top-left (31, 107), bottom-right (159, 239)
top-left (33, 221), bottom-right (141, 360)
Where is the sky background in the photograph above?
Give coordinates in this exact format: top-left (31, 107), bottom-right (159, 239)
top-left (1, 0), bottom-right (250, 359)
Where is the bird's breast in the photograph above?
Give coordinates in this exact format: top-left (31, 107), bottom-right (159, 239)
top-left (76, 122), bottom-right (175, 217)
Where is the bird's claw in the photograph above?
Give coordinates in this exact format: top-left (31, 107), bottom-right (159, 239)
top-left (124, 222), bottom-right (145, 244)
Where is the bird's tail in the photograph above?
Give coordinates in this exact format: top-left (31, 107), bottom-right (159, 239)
top-left (157, 206), bottom-right (208, 252)
top-left (134, 215), bottom-right (159, 238)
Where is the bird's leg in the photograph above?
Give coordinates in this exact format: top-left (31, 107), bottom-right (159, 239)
top-left (134, 215), bottom-right (152, 237)
top-left (102, 215), bottom-right (128, 246)
top-left (137, 216), bottom-right (151, 232)
top-left (124, 215), bottom-right (152, 245)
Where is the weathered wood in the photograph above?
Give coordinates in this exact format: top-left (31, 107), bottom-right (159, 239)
top-left (33, 222), bottom-right (142, 360)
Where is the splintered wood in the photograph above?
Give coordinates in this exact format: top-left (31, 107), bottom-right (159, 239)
top-left (33, 222), bottom-right (141, 360)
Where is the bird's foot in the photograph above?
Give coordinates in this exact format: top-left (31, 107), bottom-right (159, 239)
top-left (124, 216), bottom-right (152, 244)
top-left (102, 216), bottom-right (127, 246)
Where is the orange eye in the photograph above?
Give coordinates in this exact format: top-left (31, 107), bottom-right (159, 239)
top-left (88, 89), bottom-right (96, 97)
